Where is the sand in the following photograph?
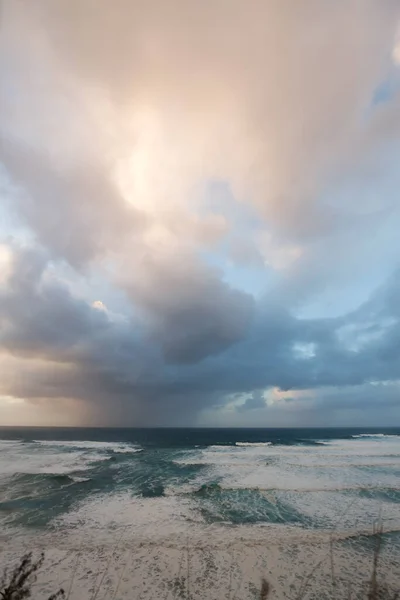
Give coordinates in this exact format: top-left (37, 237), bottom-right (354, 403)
top-left (1, 524), bottom-right (399, 600)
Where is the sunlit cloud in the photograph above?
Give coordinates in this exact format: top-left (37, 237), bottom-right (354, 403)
top-left (0, 244), bottom-right (13, 286)
top-left (392, 24), bottom-right (400, 65)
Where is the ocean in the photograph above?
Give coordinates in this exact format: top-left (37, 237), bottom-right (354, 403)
top-left (1, 427), bottom-right (400, 598)
top-left (1, 426), bottom-right (400, 532)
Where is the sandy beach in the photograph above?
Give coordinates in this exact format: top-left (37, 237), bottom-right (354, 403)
top-left (1, 523), bottom-right (400, 600)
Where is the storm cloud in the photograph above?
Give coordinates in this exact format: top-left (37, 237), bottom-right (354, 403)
top-left (1, 0), bottom-right (400, 425)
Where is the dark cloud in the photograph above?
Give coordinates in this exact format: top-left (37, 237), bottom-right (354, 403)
top-left (1, 243), bottom-right (400, 425)
top-left (0, 246), bottom-right (111, 357)
top-left (122, 249), bottom-right (255, 363)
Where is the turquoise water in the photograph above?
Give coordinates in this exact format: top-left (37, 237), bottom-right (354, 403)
top-left (1, 427), bottom-right (400, 535)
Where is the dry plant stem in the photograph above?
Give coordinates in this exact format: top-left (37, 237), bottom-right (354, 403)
top-left (186, 535), bottom-right (190, 600)
top-left (330, 535), bottom-right (336, 588)
top-left (0, 553), bottom-right (64, 600)
top-left (110, 551), bottom-right (129, 600)
top-left (66, 537), bottom-right (84, 600)
top-left (260, 578), bottom-right (270, 600)
top-left (368, 522), bottom-right (383, 600)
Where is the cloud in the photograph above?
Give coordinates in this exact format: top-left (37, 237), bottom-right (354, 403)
top-left (237, 391), bottom-right (266, 412)
top-left (3, 1), bottom-right (399, 249)
top-left (1, 1), bottom-right (400, 425)
top-left (0, 244), bottom-right (13, 286)
top-left (1, 239), bottom-right (400, 426)
top-left (1, 141), bottom-right (145, 266)
top-left (121, 246), bottom-right (254, 363)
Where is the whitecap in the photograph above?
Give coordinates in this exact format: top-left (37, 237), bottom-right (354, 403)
top-left (235, 442), bottom-right (272, 447)
top-left (352, 433), bottom-right (400, 439)
top-left (33, 440), bottom-right (142, 453)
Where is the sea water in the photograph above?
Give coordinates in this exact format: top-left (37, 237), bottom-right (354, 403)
top-left (1, 427), bottom-right (400, 538)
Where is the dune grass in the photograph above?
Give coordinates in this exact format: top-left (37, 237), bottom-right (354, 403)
top-left (0, 552), bottom-right (64, 600)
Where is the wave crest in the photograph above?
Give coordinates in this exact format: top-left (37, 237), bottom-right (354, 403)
top-left (235, 442), bottom-right (272, 447)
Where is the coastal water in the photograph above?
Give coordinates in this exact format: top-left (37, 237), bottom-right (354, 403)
top-left (1, 427), bottom-right (400, 537)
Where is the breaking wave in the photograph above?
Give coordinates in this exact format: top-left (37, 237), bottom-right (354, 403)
top-left (235, 442), bottom-right (272, 447)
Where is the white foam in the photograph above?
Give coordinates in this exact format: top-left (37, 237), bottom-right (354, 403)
top-left (33, 440), bottom-right (142, 453)
top-left (0, 440), bottom-right (23, 450)
top-left (280, 488), bottom-right (400, 530)
top-left (352, 434), bottom-right (400, 439)
top-left (177, 443), bottom-right (276, 464)
top-left (172, 441), bottom-right (400, 532)
top-left (235, 442), bottom-right (272, 447)
top-left (176, 440), bottom-right (400, 494)
top-left (0, 438), bottom-right (116, 479)
top-left (0, 450), bottom-right (109, 476)
top-left (54, 491), bottom-right (197, 538)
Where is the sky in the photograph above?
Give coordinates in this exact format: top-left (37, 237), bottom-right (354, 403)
top-left (1, 0), bottom-right (400, 427)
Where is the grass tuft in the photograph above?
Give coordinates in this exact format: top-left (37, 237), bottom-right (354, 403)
top-left (0, 553), bottom-right (64, 600)
top-left (260, 578), bottom-right (270, 600)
